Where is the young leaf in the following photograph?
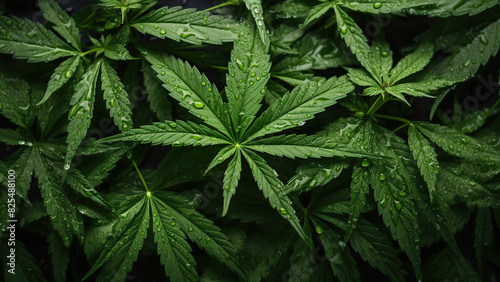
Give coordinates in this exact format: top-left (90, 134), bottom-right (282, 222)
top-left (65, 60), bottom-right (102, 169)
top-left (143, 50), bottom-right (232, 137)
top-left (245, 76), bottom-right (354, 140)
top-left (345, 67), bottom-right (378, 87)
top-left (131, 6), bottom-right (238, 45)
top-left (225, 21), bottom-right (271, 138)
top-left (0, 16), bottom-right (79, 62)
top-left (242, 149), bottom-right (309, 245)
top-left (100, 120), bottom-right (231, 146)
top-left (37, 55), bottom-right (81, 105)
top-left (38, 0), bottom-right (81, 51)
top-left (407, 125), bottom-right (439, 201)
top-left (100, 59), bottom-right (133, 131)
top-left (222, 150), bottom-right (242, 216)
top-left (389, 41), bottom-right (434, 83)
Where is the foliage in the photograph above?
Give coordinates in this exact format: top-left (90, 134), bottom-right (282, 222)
top-left (1, 0), bottom-right (500, 281)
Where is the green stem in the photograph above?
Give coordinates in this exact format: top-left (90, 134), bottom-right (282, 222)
top-left (373, 113), bottom-right (411, 124)
top-left (485, 98), bottom-right (500, 119)
top-left (392, 123), bottom-right (410, 133)
top-left (366, 96), bottom-right (387, 116)
top-left (81, 49), bottom-right (100, 57)
top-left (132, 159), bottom-right (149, 192)
top-left (204, 1), bottom-right (239, 12)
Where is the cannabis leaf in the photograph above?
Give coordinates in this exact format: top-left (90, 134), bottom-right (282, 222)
top-left (131, 6), bottom-right (238, 45)
top-left (0, 16), bottom-right (79, 62)
top-left (102, 21), bottom-right (361, 244)
top-left (84, 166), bottom-right (244, 281)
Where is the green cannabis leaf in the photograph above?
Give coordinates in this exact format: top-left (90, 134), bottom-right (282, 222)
top-left (102, 21), bottom-right (363, 245)
top-left (1, 0), bottom-right (500, 281)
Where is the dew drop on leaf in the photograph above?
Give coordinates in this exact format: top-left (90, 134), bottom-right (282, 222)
top-left (361, 159), bottom-right (370, 167)
top-left (279, 208), bottom-right (288, 215)
top-left (315, 225), bottom-right (324, 235)
top-left (379, 173), bottom-right (386, 181)
top-left (373, 2), bottom-right (382, 9)
top-left (65, 70), bottom-right (73, 78)
top-left (193, 101), bottom-right (205, 109)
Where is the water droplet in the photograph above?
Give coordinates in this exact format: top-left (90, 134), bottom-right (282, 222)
top-left (394, 200), bottom-right (402, 211)
top-left (379, 197), bottom-right (387, 208)
top-left (480, 35), bottom-right (489, 45)
top-left (251, 72), bottom-right (256, 77)
top-left (64, 163), bottom-right (71, 170)
top-left (65, 70), bottom-right (73, 78)
top-left (201, 81), bottom-right (206, 87)
top-left (279, 208), bottom-right (288, 215)
top-left (181, 33), bottom-right (193, 39)
top-left (361, 159), bottom-right (370, 167)
top-left (188, 227), bottom-right (194, 232)
top-left (373, 2), bottom-right (382, 9)
top-left (398, 190), bottom-right (407, 197)
top-left (379, 173), bottom-right (386, 181)
top-left (170, 222), bottom-right (176, 227)
top-left (193, 101), bottom-right (205, 109)
top-left (257, 20), bottom-right (263, 26)
top-left (139, 25), bottom-right (144, 30)
top-left (449, 145), bottom-right (454, 151)
top-left (109, 99), bottom-right (116, 107)
top-left (340, 25), bottom-right (348, 34)
top-left (160, 29), bottom-right (166, 35)
top-left (381, 51), bottom-right (389, 57)
top-left (168, 122), bottom-right (177, 128)
top-left (315, 226), bottom-right (324, 235)
top-left (461, 138), bottom-right (468, 144)
top-left (18, 140), bottom-right (25, 145)
top-left (191, 134), bottom-right (203, 140)
top-left (69, 104), bottom-right (81, 118)
top-left (6, 20), bottom-right (12, 26)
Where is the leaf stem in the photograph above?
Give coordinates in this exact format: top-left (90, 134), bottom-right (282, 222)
top-left (373, 113), bottom-right (411, 124)
top-left (204, 0), bottom-right (239, 12)
top-left (81, 49), bottom-right (99, 57)
top-left (132, 159), bottom-right (149, 192)
top-left (485, 97), bottom-right (500, 119)
top-left (392, 123), bottom-right (410, 133)
top-left (366, 96), bottom-right (387, 116)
